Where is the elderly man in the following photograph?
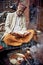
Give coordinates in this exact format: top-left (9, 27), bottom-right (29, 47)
top-left (2, 3), bottom-right (36, 46)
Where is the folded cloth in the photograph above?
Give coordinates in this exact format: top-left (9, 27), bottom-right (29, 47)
top-left (3, 30), bottom-right (36, 46)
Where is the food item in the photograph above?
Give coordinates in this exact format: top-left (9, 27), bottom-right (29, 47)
top-left (27, 50), bottom-right (30, 54)
top-left (9, 53), bottom-right (25, 64)
top-left (9, 59), bottom-right (17, 64)
top-left (16, 53), bottom-right (25, 57)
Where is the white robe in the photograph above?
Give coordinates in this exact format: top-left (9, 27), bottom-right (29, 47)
top-left (2, 12), bottom-right (26, 39)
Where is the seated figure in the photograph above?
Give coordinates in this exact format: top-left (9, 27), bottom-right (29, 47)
top-left (2, 3), bottom-right (37, 46)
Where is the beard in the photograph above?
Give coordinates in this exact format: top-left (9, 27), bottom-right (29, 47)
top-left (17, 13), bottom-right (23, 17)
top-left (16, 11), bottom-right (23, 17)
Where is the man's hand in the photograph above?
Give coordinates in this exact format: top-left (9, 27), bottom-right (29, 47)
top-left (10, 32), bottom-right (19, 36)
top-left (24, 32), bottom-right (30, 35)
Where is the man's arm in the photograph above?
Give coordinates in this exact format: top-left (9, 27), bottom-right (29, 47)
top-left (5, 13), bottom-right (11, 33)
top-left (22, 16), bottom-right (27, 31)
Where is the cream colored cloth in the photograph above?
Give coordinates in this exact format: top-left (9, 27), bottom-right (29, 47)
top-left (13, 16), bottom-right (26, 33)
